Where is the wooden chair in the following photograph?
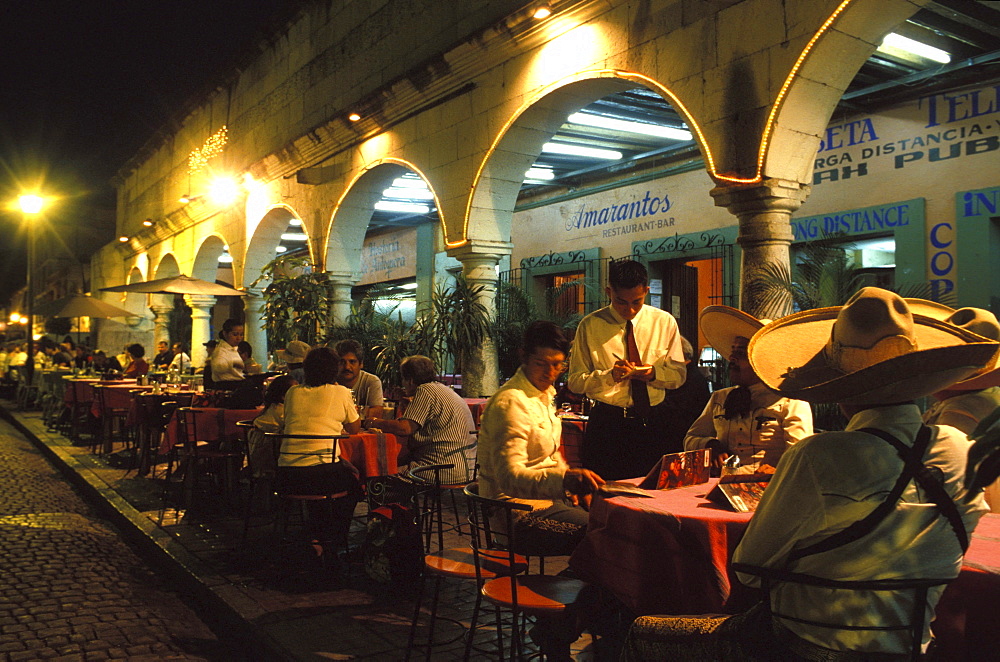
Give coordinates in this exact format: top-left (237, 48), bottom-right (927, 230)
top-left (730, 562), bottom-right (953, 661)
top-left (93, 385), bottom-right (134, 455)
top-left (464, 482), bottom-right (586, 661)
top-left (262, 432), bottom-right (355, 560)
top-left (405, 467), bottom-right (528, 661)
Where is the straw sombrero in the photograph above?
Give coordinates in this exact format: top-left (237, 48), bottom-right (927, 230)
top-left (903, 299), bottom-right (1000, 391)
top-left (277, 340), bottom-right (311, 363)
top-left (699, 306), bottom-right (766, 356)
top-left (749, 287), bottom-right (999, 405)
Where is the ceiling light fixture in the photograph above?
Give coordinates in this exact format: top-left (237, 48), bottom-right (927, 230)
top-left (877, 32), bottom-right (950, 64)
top-left (179, 193), bottom-right (192, 204)
top-left (348, 112), bottom-right (362, 122)
top-left (374, 200), bottom-right (431, 214)
top-left (118, 236), bottom-right (129, 243)
top-left (532, 4), bottom-right (552, 19)
top-left (525, 167), bottom-right (555, 180)
top-left (382, 186), bottom-right (434, 200)
top-left (568, 112), bottom-right (693, 141)
top-left (542, 142), bottom-right (622, 160)
top-left (142, 218), bottom-right (154, 227)
top-left (280, 232), bottom-right (309, 241)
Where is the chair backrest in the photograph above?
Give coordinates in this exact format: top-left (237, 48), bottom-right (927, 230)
top-left (406, 463), bottom-right (455, 552)
top-left (262, 432), bottom-right (348, 465)
top-left (730, 562), bottom-right (953, 661)
top-left (464, 482), bottom-right (531, 580)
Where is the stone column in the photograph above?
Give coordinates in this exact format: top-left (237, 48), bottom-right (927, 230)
top-left (243, 286), bottom-right (268, 362)
top-left (185, 294), bottom-right (216, 368)
top-left (150, 296), bottom-right (173, 347)
top-left (327, 274), bottom-right (358, 328)
top-left (710, 179), bottom-right (811, 319)
top-left (448, 240), bottom-right (513, 398)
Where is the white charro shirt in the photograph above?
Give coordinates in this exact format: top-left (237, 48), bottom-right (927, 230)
top-left (733, 404), bottom-right (988, 654)
top-left (478, 366), bottom-right (568, 503)
top-left (923, 386), bottom-right (1000, 513)
top-left (683, 382), bottom-right (813, 470)
top-left (567, 303), bottom-right (685, 408)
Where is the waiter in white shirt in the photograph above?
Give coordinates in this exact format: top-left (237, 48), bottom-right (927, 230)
top-left (567, 259), bottom-right (686, 480)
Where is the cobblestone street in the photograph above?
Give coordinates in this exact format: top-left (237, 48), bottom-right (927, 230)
top-left (0, 417), bottom-right (242, 661)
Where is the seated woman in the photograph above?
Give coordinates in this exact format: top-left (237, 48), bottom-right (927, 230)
top-left (684, 306), bottom-right (813, 473)
top-left (279, 347), bottom-right (363, 553)
top-left (122, 343), bottom-right (149, 378)
top-left (210, 319), bottom-right (246, 389)
top-left (238, 340), bottom-right (263, 375)
top-left (478, 321), bottom-right (604, 556)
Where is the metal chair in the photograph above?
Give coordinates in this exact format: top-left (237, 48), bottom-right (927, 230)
top-left (162, 407), bottom-right (244, 510)
top-left (464, 482), bottom-right (586, 661)
top-left (262, 432), bottom-right (356, 560)
top-left (730, 562), bottom-right (953, 662)
top-left (405, 467), bottom-right (528, 661)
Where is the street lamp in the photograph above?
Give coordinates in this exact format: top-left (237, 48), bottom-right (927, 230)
top-left (18, 194), bottom-right (45, 384)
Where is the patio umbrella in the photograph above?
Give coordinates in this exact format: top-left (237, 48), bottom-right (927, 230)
top-left (100, 274), bottom-right (246, 297)
top-left (34, 294), bottom-right (136, 346)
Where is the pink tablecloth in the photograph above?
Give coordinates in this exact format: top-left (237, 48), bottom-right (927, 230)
top-left (569, 480), bottom-right (1000, 657)
top-left (559, 417), bottom-right (586, 468)
top-left (91, 383), bottom-right (152, 418)
top-left (570, 481), bottom-right (753, 616)
top-left (463, 398), bottom-right (489, 427)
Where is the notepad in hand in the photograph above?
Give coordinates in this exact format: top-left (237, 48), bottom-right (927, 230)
top-left (598, 481), bottom-right (653, 498)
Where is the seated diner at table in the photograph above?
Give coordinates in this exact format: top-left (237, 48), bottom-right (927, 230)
top-left (122, 343), bottom-right (149, 378)
top-left (249, 374), bottom-right (297, 479)
top-left (152, 340), bottom-right (174, 369)
top-left (362, 355), bottom-right (475, 486)
top-left (277, 340), bottom-right (309, 384)
top-left (622, 287), bottom-right (995, 661)
top-left (478, 320), bottom-right (605, 556)
top-left (683, 306), bottom-right (813, 473)
top-left (333, 338), bottom-right (384, 419)
top-left (279, 347), bottom-right (362, 554)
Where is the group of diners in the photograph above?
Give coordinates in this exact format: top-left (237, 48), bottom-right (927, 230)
top-left (471, 258), bottom-right (1000, 661)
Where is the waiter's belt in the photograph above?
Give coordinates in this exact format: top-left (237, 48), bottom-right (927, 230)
top-left (592, 400), bottom-right (648, 419)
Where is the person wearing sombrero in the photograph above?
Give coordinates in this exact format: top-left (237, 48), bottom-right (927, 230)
top-left (621, 288), bottom-right (994, 661)
top-left (683, 306), bottom-right (813, 473)
top-left (908, 301), bottom-right (1000, 513)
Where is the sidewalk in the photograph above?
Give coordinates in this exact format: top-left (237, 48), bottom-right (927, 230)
top-left (1, 402), bottom-right (596, 661)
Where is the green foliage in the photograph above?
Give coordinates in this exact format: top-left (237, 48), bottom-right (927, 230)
top-left (252, 255), bottom-right (331, 347)
top-left (756, 234), bottom-right (958, 313)
top-left (426, 276), bottom-right (492, 376)
top-left (494, 281), bottom-right (536, 381)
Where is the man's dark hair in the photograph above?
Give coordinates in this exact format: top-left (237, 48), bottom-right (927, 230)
top-left (523, 321), bottom-right (570, 357)
top-left (333, 338), bottom-right (364, 363)
top-left (127, 343), bottom-right (145, 358)
top-left (400, 355), bottom-right (437, 386)
top-left (609, 259), bottom-right (648, 290)
top-left (302, 347), bottom-right (341, 387)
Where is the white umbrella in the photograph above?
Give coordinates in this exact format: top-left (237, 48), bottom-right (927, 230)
top-left (100, 274), bottom-right (245, 297)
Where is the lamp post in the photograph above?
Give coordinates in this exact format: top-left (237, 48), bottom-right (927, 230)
top-left (18, 194), bottom-right (45, 384)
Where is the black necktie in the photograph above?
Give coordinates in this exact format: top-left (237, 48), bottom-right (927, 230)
top-left (625, 320), bottom-right (650, 416)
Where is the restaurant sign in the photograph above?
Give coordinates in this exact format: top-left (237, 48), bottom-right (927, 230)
top-left (564, 188), bottom-right (677, 238)
top-left (790, 199), bottom-right (922, 242)
top-left (358, 226), bottom-right (416, 286)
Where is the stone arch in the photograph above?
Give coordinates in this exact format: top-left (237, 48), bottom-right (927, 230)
top-left (244, 205), bottom-right (302, 289)
top-left (191, 234), bottom-right (231, 284)
top-left (153, 253), bottom-right (181, 279)
top-left (463, 72), bottom-right (707, 247)
top-left (753, 0), bottom-right (928, 184)
top-left (324, 159), bottom-right (437, 276)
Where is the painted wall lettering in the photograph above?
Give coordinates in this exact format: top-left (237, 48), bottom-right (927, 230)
top-left (567, 190), bottom-right (671, 232)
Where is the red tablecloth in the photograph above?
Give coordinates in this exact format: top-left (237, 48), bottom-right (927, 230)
top-left (91, 383), bottom-right (152, 418)
top-left (339, 433), bottom-right (401, 479)
top-left (463, 398), bottom-right (489, 427)
top-left (569, 480), bottom-right (1000, 657)
top-left (160, 407), bottom-right (263, 454)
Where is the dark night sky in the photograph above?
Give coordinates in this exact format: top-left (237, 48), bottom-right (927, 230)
top-left (0, 0), bottom-right (302, 304)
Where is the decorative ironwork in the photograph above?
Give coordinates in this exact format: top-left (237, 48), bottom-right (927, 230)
top-left (632, 231), bottom-right (727, 256)
top-left (520, 250), bottom-right (589, 269)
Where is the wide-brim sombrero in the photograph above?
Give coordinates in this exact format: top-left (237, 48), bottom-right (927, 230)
top-left (699, 306), bottom-right (764, 356)
top-left (904, 299), bottom-right (1000, 391)
top-left (749, 300), bottom-right (998, 405)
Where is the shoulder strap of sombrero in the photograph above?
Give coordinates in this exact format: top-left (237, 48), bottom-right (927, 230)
top-left (788, 425), bottom-right (967, 563)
